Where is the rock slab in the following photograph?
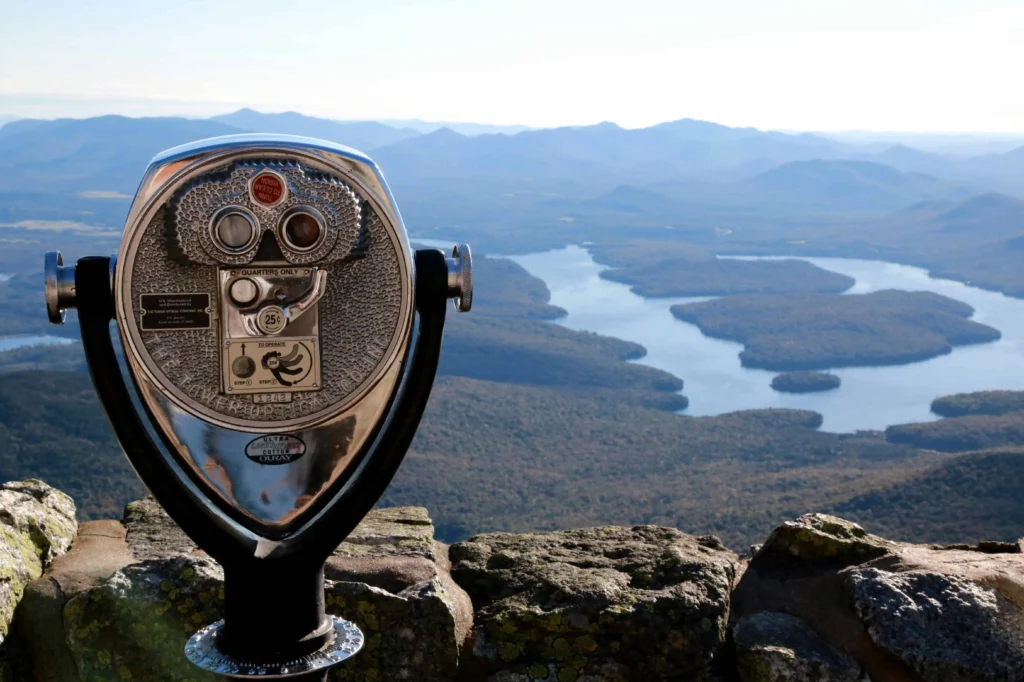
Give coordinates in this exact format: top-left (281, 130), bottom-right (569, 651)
top-left (451, 525), bottom-right (738, 681)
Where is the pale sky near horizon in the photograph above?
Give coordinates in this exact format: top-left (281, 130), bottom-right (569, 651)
top-left (1, 0), bottom-right (1022, 132)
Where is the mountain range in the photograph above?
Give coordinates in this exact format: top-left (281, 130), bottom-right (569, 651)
top-left (0, 109), bottom-right (1020, 205)
top-left (1, 108), bottom-right (1023, 288)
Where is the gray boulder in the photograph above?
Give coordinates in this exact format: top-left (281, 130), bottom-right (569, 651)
top-left (736, 513), bottom-right (1024, 682)
top-left (848, 568), bottom-right (1024, 682)
top-left (18, 499), bottom-right (471, 682)
top-left (733, 612), bottom-right (861, 682)
top-left (0, 480), bottom-right (76, 643)
top-left (450, 525), bottom-right (738, 681)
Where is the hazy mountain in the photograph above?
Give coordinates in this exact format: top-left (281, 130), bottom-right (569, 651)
top-left (373, 119), bottom-right (865, 197)
top-left (868, 144), bottom-right (1024, 196)
top-left (823, 130), bottom-right (1024, 156)
top-left (962, 146), bottom-right (1024, 184)
top-left (741, 160), bottom-right (969, 211)
top-left (0, 115), bottom-right (243, 194)
top-left (652, 119), bottom-right (849, 167)
top-left (211, 109), bottom-right (420, 151)
top-left (872, 145), bottom-right (953, 174)
top-left (928, 193), bottom-right (1024, 233)
top-left (372, 125), bottom-right (614, 189)
top-left (374, 118), bottom-right (533, 136)
top-left (0, 115), bottom-right (18, 129)
top-left (592, 185), bottom-right (679, 213)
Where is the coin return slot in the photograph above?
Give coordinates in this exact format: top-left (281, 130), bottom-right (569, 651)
top-left (230, 278), bottom-right (259, 307)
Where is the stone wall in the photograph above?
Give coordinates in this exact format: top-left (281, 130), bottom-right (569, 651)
top-left (2, 480), bottom-right (1024, 681)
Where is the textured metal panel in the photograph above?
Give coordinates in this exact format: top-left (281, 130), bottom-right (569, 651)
top-left (167, 160), bottom-right (364, 266)
top-left (120, 151), bottom-right (410, 431)
top-left (111, 138), bottom-right (415, 531)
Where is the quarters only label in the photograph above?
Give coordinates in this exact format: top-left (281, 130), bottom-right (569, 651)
top-left (245, 435), bottom-right (306, 465)
top-left (140, 293), bottom-right (211, 330)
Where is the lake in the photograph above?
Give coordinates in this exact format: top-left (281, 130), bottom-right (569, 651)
top-left (509, 246), bottom-right (1024, 433)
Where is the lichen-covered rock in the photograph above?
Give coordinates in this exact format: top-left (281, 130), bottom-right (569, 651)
top-left (0, 479), bottom-right (76, 643)
top-left (754, 514), bottom-right (891, 568)
top-left (451, 525), bottom-right (738, 681)
top-left (64, 555), bottom-right (224, 681)
top-left (848, 568), bottom-right (1024, 681)
top-left (19, 500), bottom-right (469, 682)
top-left (325, 579), bottom-right (464, 681)
top-left (733, 612), bottom-right (861, 682)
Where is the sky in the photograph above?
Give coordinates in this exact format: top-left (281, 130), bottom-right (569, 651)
top-left (1, 0), bottom-right (1023, 132)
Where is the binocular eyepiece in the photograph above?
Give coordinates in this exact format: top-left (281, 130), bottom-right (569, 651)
top-left (44, 135), bottom-right (471, 678)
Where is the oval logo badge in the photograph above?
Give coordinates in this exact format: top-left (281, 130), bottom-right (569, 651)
top-left (245, 435), bottom-right (306, 465)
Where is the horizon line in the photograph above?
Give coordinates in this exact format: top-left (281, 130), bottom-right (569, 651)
top-left (4, 109), bottom-right (1024, 139)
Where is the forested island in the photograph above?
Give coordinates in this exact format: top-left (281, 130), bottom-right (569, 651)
top-left (771, 371), bottom-right (841, 393)
top-left (931, 390), bottom-right (1024, 418)
top-left (671, 289), bottom-right (1001, 370)
top-left (886, 390), bottom-right (1024, 453)
top-left (588, 241), bottom-right (854, 297)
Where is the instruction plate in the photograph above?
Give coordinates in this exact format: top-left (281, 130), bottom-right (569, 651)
top-left (222, 336), bottom-right (320, 395)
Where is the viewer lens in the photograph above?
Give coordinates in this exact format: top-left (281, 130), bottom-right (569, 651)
top-left (216, 213), bottom-right (255, 250)
top-left (283, 213), bottom-right (322, 250)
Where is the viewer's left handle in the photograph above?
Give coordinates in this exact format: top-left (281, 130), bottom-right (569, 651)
top-left (44, 250), bottom-right (77, 325)
top-left (44, 251), bottom-right (117, 324)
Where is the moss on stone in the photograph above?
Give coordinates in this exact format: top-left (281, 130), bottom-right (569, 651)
top-left (0, 480), bottom-right (77, 642)
top-left (755, 514), bottom-right (891, 568)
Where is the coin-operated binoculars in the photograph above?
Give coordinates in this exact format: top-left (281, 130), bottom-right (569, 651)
top-left (44, 135), bottom-right (472, 679)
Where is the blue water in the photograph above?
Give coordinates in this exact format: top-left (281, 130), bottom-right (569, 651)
top-left (509, 247), bottom-right (1024, 433)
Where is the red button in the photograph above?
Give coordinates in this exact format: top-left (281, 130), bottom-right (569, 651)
top-left (251, 173), bottom-right (284, 205)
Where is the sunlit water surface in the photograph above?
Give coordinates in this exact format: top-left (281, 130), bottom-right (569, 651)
top-left (508, 246), bottom-right (1024, 433)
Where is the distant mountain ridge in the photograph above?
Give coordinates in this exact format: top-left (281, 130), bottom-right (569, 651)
top-left (0, 109), bottom-right (1020, 227)
top-left (741, 159), bottom-right (969, 211)
top-left (0, 115), bottom-right (242, 194)
top-left (211, 109), bottom-right (420, 150)
top-left (373, 118), bottom-right (533, 136)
